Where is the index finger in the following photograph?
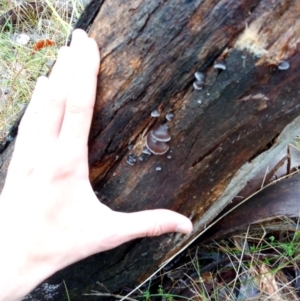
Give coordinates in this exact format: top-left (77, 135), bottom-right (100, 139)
top-left (58, 30), bottom-right (100, 153)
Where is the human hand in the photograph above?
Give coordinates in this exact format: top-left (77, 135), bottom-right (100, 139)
top-left (0, 29), bottom-right (192, 301)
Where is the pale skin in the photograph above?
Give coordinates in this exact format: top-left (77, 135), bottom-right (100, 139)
top-left (0, 29), bottom-right (192, 300)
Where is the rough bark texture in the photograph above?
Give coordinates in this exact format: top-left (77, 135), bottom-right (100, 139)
top-left (0, 0), bottom-right (297, 299)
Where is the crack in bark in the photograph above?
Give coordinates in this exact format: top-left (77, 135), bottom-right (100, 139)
top-left (74, 0), bottom-right (105, 31)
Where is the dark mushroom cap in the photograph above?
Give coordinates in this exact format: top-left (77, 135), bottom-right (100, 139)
top-left (146, 132), bottom-right (169, 155)
top-left (151, 125), bottom-right (171, 142)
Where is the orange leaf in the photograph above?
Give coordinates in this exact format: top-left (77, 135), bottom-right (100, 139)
top-left (33, 39), bottom-right (56, 51)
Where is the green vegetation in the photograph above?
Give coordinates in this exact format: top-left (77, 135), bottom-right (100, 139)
top-left (0, 0), bottom-right (86, 137)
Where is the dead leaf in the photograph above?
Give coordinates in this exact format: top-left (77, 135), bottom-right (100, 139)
top-left (33, 39), bottom-right (56, 51)
top-left (15, 33), bottom-right (30, 45)
top-left (259, 264), bottom-right (282, 301)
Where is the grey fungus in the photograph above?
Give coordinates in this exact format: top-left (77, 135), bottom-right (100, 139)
top-left (194, 71), bottom-right (205, 82)
top-left (165, 112), bottom-right (175, 121)
top-left (193, 80), bottom-right (204, 90)
top-left (278, 61), bottom-right (290, 70)
top-left (214, 60), bottom-right (226, 70)
top-left (145, 124), bottom-right (171, 155)
top-left (126, 154), bottom-right (136, 166)
top-left (146, 132), bottom-right (169, 155)
top-left (151, 125), bottom-right (171, 142)
top-left (193, 71), bottom-right (205, 91)
top-left (142, 147), bottom-right (152, 155)
top-left (151, 109), bottom-right (160, 117)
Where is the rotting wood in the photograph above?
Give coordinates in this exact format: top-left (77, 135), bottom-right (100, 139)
top-left (0, 0), bottom-right (300, 300)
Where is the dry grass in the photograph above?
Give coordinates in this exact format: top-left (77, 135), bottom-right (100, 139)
top-left (0, 0), bottom-right (86, 138)
top-left (119, 217), bottom-right (300, 301)
top-left (85, 218), bottom-right (300, 300)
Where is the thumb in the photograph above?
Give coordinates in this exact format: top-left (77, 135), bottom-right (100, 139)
top-left (115, 209), bottom-right (193, 242)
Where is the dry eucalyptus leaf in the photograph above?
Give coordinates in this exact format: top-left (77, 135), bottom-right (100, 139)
top-left (259, 264), bottom-right (281, 301)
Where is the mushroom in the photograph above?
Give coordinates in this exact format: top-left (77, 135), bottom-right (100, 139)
top-left (193, 80), bottom-right (204, 90)
top-left (166, 112), bottom-right (175, 121)
top-left (151, 124), bottom-right (171, 142)
top-left (278, 61), bottom-right (290, 70)
top-left (146, 132), bottom-right (169, 155)
top-left (151, 109), bottom-right (160, 117)
top-left (194, 71), bottom-right (206, 82)
top-left (126, 154), bottom-right (136, 165)
top-left (142, 147), bottom-right (152, 155)
top-left (214, 60), bottom-right (227, 70)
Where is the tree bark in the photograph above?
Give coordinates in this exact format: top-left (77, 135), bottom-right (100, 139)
top-left (1, 0), bottom-right (299, 300)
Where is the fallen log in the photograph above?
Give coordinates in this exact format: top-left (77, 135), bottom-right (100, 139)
top-left (1, 0), bottom-right (300, 300)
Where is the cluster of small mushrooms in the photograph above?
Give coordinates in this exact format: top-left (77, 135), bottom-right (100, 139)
top-left (144, 110), bottom-right (174, 157)
top-left (126, 57), bottom-right (290, 166)
top-left (126, 110), bottom-right (174, 166)
top-left (193, 58), bottom-right (289, 91)
top-left (193, 60), bottom-right (227, 91)
top-left (145, 123), bottom-right (171, 155)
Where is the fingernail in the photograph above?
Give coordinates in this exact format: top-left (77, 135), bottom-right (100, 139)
top-left (176, 223), bottom-right (192, 234)
top-left (72, 29), bottom-right (87, 40)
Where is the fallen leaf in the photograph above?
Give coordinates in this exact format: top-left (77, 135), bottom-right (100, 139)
top-left (33, 39), bottom-right (56, 51)
top-left (259, 264), bottom-right (281, 301)
top-left (15, 33), bottom-right (30, 45)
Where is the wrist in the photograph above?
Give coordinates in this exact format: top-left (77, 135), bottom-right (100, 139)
top-left (0, 209), bottom-right (57, 301)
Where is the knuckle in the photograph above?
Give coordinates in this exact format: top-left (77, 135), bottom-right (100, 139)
top-left (48, 91), bottom-right (64, 105)
top-left (67, 101), bottom-right (84, 114)
top-left (146, 223), bottom-right (163, 237)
